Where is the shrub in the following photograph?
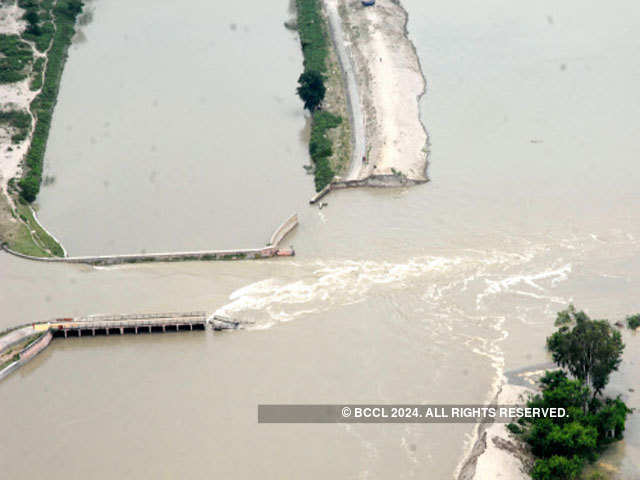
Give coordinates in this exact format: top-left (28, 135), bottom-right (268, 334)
top-left (506, 423), bottom-right (522, 434)
top-left (19, 175), bottom-right (40, 203)
top-left (295, 0), bottom-right (328, 73)
top-left (0, 110), bottom-right (31, 143)
top-left (0, 34), bottom-right (34, 83)
top-left (308, 111), bottom-right (341, 191)
top-left (626, 314), bottom-right (640, 330)
top-left (531, 455), bottom-right (584, 480)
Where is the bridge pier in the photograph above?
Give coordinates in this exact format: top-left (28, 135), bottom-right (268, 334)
top-left (120, 327), bottom-right (124, 335)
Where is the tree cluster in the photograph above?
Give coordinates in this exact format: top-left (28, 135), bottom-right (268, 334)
top-left (511, 306), bottom-right (630, 480)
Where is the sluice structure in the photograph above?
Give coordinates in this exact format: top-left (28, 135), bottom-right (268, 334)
top-left (0, 311), bottom-right (244, 381)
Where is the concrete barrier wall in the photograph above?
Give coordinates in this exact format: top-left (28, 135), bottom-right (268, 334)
top-left (268, 213), bottom-right (298, 247)
top-left (18, 331), bottom-right (52, 363)
top-left (0, 361), bottom-right (20, 381)
top-left (310, 175), bottom-right (428, 203)
top-left (0, 331), bottom-right (53, 381)
top-left (2, 214), bottom-right (300, 265)
top-left (2, 244), bottom-right (277, 266)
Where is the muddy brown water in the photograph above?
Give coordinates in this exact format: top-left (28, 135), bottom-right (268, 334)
top-left (1, 0), bottom-right (639, 478)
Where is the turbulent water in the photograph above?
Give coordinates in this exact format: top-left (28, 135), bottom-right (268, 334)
top-left (1, 0), bottom-right (639, 478)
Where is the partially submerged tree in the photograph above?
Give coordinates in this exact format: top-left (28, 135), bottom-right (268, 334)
top-left (296, 70), bottom-right (325, 112)
top-left (522, 371), bottom-right (630, 480)
top-left (510, 307), bottom-right (630, 480)
top-left (547, 305), bottom-right (624, 398)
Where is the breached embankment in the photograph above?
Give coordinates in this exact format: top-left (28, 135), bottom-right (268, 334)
top-left (326, 0), bottom-right (429, 184)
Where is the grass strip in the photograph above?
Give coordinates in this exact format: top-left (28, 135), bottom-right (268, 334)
top-left (14, 200), bottom-right (63, 256)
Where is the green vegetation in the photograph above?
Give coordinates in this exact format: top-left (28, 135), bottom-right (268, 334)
top-left (0, 34), bottom-right (34, 83)
top-left (29, 56), bottom-right (45, 91)
top-left (0, 110), bottom-right (31, 143)
top-left (310, 111), bottom-right (341, 191)
top-left (512, 306), bottom-right (630, 480)
top-left (20, 0), bottom-right (84, 203)
top-left (297, 70), bottom-right (326, 112)
top-left (547, 305), bottom-right (624, 397)
top-left (295, 0), bottom-right (329, 74)
top-left (13, 200), bottom-right (64, 256)
top-left (626, 314), bottom-right (640, 330)
top-left (0, 354), bottom-right (20, 372)
top-left (20, 0), bottom-right (57, 52)
top-left (295, 0), bottom-right (343, 191)
top-left (0, 190), bottom-right (50, 257)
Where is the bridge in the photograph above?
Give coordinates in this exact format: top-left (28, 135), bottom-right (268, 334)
top-left (0, 310), bottom-right (250, 381)
top-left (48, 312), bottom-right (208, 338)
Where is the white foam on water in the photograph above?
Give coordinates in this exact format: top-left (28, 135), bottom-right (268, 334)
top-left (214, 256), bottom-right (468, 324)
top-left (476, 263), bottom-right (572, 309)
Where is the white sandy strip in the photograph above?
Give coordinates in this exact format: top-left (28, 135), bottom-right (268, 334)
top-left (473, 384), bottom-right (533, 480)
top-left (0, 3), bottom-right (25, 35)
top-left (457, 382), bottom-right (533, 480)
top-left (0, 78), bottom-right (39, 192)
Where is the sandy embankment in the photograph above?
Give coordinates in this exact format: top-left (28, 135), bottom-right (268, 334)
top-left (334, 0), bottom-right (428, 182)
top-left (456, 383), bottom-right (534, 480)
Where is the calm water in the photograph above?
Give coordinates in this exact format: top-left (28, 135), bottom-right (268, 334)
top-left (2, 0), bottom-right (640, 478)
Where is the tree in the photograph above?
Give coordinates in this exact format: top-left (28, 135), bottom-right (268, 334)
top-left (23, 10), bottom-right (39, 26)
top-left (296, 70), bottom-right (325, 112)
top-left (19, 175), bottom-right (40, 203)
top-left (547, 306), bottom-right (624, 397)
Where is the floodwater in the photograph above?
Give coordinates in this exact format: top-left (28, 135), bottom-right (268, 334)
top-left (1, 0), bottom-right (640, 478)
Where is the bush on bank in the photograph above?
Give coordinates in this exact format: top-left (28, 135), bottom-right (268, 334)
top-left (310, 111), bottom-right (341, 191)
top-left (295, 0), bottom-right (343, 191)
top-left (295, 0), bottom-right (328, 74)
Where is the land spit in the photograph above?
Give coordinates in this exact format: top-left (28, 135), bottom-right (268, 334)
top-left (323, 0), bottom-right (429, 185)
